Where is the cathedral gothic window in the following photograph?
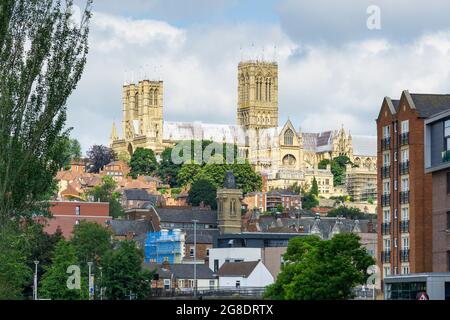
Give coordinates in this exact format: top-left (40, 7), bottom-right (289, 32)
top-left (282, 154), bottom-right (296, 167)
top-left (149, 89), bottom-right (154, 105)
top-left (284, 128), bottom-right (294, 145)
top-left (153, 89), bottom-right (158, 105)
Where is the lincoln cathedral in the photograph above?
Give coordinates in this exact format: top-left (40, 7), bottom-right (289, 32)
top-left (110, 60), bottom-right (377, 195)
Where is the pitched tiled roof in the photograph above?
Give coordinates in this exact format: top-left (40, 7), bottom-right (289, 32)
top-left (156, 208), bottom-right (218, 225)
top-left (409, 93), bottom-right (450, 118)
top-left (185, 229), bottom-right (219, 244)
top-left (218, 261), bottom-right (259, 277)
top-left (123, 189), bottom-right (151, 201)
top-left (171, 264), bottom-right (216, 279)
top-left (111, 219), bottom-right (153, 236)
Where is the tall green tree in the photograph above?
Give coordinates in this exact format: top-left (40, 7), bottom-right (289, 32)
top-left (0, 0), bottom-right (92, 225)
top-left (176, 160), bottom-right (202, 187)
top-left (102, 241), bottom-right (153, 300)
top-left (129, 147), bottom-right (157, 178)
top-left (264, 233), bottom-right (374, 300)
top-left (187, 179), bottom-right (218, 210)
top-left (87, 175), bottom-right (124, 218)
top-left (40, 240), bottom-right (87, 300)
top-left (60, 137), bottom-right (82, 169)
top-left (0, 222), bottom-right (32, 299)
top-left (310, 177), bottom-right (319, 197)
top-left (327, 206), bottom-right (365, 220)
top-left (71, 221), bottom-right (112, 266)
top-left (156, 147), bottom-right (181, 187)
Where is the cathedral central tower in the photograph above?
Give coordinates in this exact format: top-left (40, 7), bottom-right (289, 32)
top-left (237, 61), bottom-right (278, 129)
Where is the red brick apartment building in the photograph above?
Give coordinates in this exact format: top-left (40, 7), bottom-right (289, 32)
top-left (377, 90), bottom-right (450, 278)
top-left (39, 201), bottom-right (112, 238)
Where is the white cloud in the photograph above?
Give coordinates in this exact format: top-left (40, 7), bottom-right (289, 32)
top-left (66, 8), bottom-right (450, 153)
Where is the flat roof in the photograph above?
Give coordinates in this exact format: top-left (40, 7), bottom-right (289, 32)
top-left (384, 272), bottom-right (450, 283)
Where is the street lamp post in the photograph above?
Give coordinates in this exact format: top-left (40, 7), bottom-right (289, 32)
top-left (33, 260), bottom-right (39, 300)
top-left (88, 262), bottom-right (94, 300)
top-left (192, 219), bottom-right (199, 298)
top-left (98, 266), bottom-right (103, 300)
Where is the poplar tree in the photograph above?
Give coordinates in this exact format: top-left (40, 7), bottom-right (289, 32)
top-left (0, 0), bottom-right (92, 225)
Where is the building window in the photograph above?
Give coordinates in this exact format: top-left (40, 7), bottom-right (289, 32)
top-left (209, 280), bottom-right (215, 290)
top-left (383, 209), bottom-right (390, 223)
top-left (75, 206), bottom-right (80, 216)
top-left (401, 120), bottom-right (409, 133)
top-left (231, 199), bottom-right (236, 216)
top-left (383, 238), bottom-right (391, 251)
top-left (214, 259), bottom-right (219, 272)
top-left (189, 248), bottom-right (194, 258)
top-left (402, 265), bottom-right (410, 275)
top-left (384, 266), bottom-right (391, 277)
top-left (383, 153), bottom-right (390, 166)
top-left (383, 181), bottom-right (390, 194)
top-left (383, 125), bottom-right (390, 138)
top-left (401, 149), bottom-right (409, 162)
top-left (235, 280), bottom-right (241, 288)
top-left (284, 129), bottom-right (294, 146)
top-left (402, 207), bottom-right (409, 221)
top-left (206, 248), bottom-right (210, 257)
top-left (402, 236), bottom-right (409, 250)
top-left (445, 120), bottom-right (450, 151)
top-left (401, 177), bottom-right (409, 191)
top-left (75, 220), bottom-right (80, 225)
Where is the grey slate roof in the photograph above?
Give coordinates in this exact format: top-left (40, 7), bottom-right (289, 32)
top-left (111, 219), bottom-right (152, 236)
top-left (143, 262), bottom-right (216, 279)
top-left (218, 261), bottom-right (259, 277)
top-left (258, 216), bottom-right (377, 239)
top-left (156, 208), bottom-right (218, 225)
top-left (410, 93), bottom-right (450, 118)
top-left (170, 264), bottom-right (216, 279)
top-left (185, 229), bottom-right (219, 244)
top-left (123, 189), bottom-right (151, 201)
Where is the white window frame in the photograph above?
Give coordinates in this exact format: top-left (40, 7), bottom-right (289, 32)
top-left (383, 209), bottom-right (391, 223)
top-left (401, 207), bottom-right (409, 221)
top-left (383, 125), bottom-right (390, 138)
top-left (402, 236), bottom-right (410, 250)
top-left (401, 177), bottom-right (409, 191)
top-left (401, 148), bottom-right (409, 162)
top-left (401, 120), bottom-right (409, 133)
top-left (383, 152), bottom-right (390, 166)
top-left (383, 181), bottom-right (390, 194)
top-left (383, 238), bottom-right (391, 251)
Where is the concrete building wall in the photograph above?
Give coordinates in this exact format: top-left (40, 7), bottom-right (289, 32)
top-left (262, 247), bottom-right (286, 280)
top-left (208, 248), bottom-right (261, 272)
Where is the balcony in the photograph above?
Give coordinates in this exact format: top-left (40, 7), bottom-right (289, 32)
top-left (442, 150), bottom-right (450, 163)
top-left (381, 194), bottom-right (390, 207)
top-left (381, 251), bottom-right (391, 263)
top-left (399, 161), bottom-right (409, 175)
top-left (400, 249), bottom-right (410, 262)
top-left (381, 165), bottom-right (391, 179)
top-left (400, 220), bottom-right (409, 233)
top-left (400, 191), bottom-right (410, 204)
top-left (400, 132), bottom-right (409, 146)
top-left (381, 222), bottom-right (391, 235)
top-left (381, 137), bottom-right (391, 151)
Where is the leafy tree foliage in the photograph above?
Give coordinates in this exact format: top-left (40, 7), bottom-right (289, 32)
top-left (71, 221), bottom-right (112, 266)
top-left (187, 179), bottom-right (218, 209)
top-left (302, 193), bottom-right (319, 210)
top-left (327, 206), bottom-right (366, 220)
top-left (102, 241), bottom-right (153, 300)
top-left (156, 147), bottom-right (182, 187)
top-left (264, 233), bottom-right (374, 300)
top-left (86, 145), bottom-right (115, 173)
top-left (0, 222), bottom-right (32, 299)
top-left (60, 137), bottom-right (82, 169)
top-left (87, 176), bottom-right (124, 218)
top-left (310, 177), bottom-right (319, 197)
top-left (319, 156), bottom-right (352, 186)
top-left (129, 147), bottom-right (157, 178)
top-left (176, 161), bottom-right (202, 187)
top-left (40, 240), bottom-right (87, 300)
top-left (0, 0), bottom-right (92, 224)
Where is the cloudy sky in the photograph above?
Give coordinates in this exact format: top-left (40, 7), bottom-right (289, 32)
top-left (69, 0), bottom-right (450, 153)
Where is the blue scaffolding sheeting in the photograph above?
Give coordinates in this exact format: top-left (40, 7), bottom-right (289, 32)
top-left (144, 229), bottom-right (183, 264)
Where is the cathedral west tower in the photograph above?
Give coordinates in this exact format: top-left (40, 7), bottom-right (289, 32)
top-left (237, 61), bottom-right (278, 130)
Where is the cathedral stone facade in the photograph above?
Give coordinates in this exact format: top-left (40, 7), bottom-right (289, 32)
top-left (110, 60), bottom-right (377, 193)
